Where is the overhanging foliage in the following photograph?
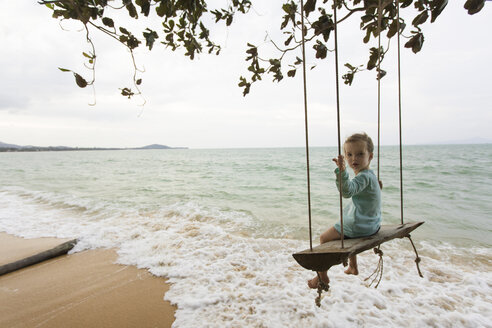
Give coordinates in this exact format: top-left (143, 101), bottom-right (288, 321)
top-left (39, 0), bottom-right (487, 99)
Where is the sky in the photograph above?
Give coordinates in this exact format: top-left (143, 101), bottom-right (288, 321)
top-left (0, 1), bottom-right (491, 149)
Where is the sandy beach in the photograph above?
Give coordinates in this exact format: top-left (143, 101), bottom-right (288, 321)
top-left (0, 233), bottom-right (176, 328)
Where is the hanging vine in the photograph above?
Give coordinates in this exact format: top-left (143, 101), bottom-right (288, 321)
top-left (39, 0), bottom-right (252, 101)
top-left (38, 0), bottom-right (488, 99)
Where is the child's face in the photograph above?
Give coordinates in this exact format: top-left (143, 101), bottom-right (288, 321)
top-left (344, 141), bottom-right (373, 174)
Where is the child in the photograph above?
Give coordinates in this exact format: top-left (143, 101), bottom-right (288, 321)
top-left (308, 132), bottom-right (382, 289)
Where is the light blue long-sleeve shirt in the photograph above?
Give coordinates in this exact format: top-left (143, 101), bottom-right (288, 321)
top-left (333, 168), bottom-right (381, 238)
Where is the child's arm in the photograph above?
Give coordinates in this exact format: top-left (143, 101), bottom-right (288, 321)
top-left (335, 169), bottom-right (371, 198)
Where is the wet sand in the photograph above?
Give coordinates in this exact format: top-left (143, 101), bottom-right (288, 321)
top-left (0, 233), bottom-right (175, 328)
top-left (0, 233), bottom-right (72, 266)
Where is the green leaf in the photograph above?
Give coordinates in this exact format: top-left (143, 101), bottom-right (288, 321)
top-left (342, 71), bottom-right (354, 85)
top-left (136, 0), bottom-right (150, 16)
top-left (74, 73), bottom-right (88, 88)
top-left (269, 58), bottom-right (281, 67)
top-left (120, 87), bottom-right (134, 98)
top-left (387, 19), bottom-right (398, 38)
top-left (360, 14), bottom-right (373, 24)
top-left (211, 9), bottom-right (223, 22)
top-left (312, 12), bottom-right (333, 42)
top-left (431, 0), bottom-right (448, 22)
top-left (377, 69), bottom-right (387, 80)
top-left (313, 40), bottom-right (327, 59)
top-left (126, 3), bottom-right (138, 18)
top-left (245, 44), bottom-right (258, 60)
top-left (281, 16), bottom-right (290, 30)
top-left (143, 28), bottom-right (158, 50)
top-left (281, 2), bottom-right (297, 29)
top-left (412, 11), bottom-right (428, 26)
top-left (102, 17), bottom-right (114, 28)
top-left (284, 34), bottom-right (294, 46)
top-left (155, 3), bottom-right (166, 17)
top-left (414, 0), bottom-right (426, 11)
top-left (238, 76), bottom-right (251, 96)
top-left (304, 0), bottom-right (316, 17)
top-left (344, 63), bottom-right (355, 70)
top-left (401, 0), bottom-right (413, 8)
top-left (367, 47), bottom-right (379, 70)
top-left (126, 35), bottom-right (141, 49)
top-left (464, 0), bottom-right (485, 15)
top-left (58, 67), bottom-right (71, 72)
top-left (363, 27), bottom-right (372, 43)
top-left (404, 32), bottom-right (424, 53)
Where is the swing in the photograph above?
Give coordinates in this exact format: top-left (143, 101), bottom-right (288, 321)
top-left (293, 222), bottom-right (423, 272)
top-left (293, 0), bottom-right (424, 303)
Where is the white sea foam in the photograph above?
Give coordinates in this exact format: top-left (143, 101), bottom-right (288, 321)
top-left (1, 189), bottom-right (491, 328)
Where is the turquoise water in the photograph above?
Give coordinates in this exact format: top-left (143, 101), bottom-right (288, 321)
top-left (0, 145), bottom-right (491, 327)
top-left (1, 145), bottom-right (490, 246)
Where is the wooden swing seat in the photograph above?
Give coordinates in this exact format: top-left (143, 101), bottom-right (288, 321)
top-left (292, 221), bottom-right (424, 272)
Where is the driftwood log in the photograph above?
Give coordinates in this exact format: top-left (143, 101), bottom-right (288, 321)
top-left (0, 239), bottom-right (78, 276)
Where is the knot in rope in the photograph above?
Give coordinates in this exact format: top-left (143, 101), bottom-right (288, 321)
top-left (315, 274), bottom-right (330, 307)
top-left (373, 247), bottom-right (384, 257)
top-left (407, 234), bottom-right (424, 278)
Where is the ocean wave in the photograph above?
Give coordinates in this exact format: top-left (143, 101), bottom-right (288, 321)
top-left (0, 190), bottom-right (491, 327)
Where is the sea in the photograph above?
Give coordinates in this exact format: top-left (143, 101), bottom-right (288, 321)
top-left (0, 144), bottom-right (491, 328)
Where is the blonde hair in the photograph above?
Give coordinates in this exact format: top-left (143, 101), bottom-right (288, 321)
top-left (344, 133), bottom-right (374, 153)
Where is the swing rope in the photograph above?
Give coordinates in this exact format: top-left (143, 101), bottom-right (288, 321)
top-left (377, 0), bottom-right (382, 182)
top-left (299, 0), bottom-right (314, 252)
top-left (333, 0), bottom-right (345, 249)
top-left (300, 0), bottom-right (335, 304)
top-left (407, 234), bottom-right (424, 277)
top-left (397, 0), bottom-right (404, 226)
top-left (363, 0), bottom-right (386, 289)
top-left (390, 0), bottom-right (423, 278)
top-left (364, 245), bottom-right (384, 288)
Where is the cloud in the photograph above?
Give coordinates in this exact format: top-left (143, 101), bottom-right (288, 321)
top-left (1, 1), bottom-right (491, 148)
top-left (0, 91), bottom-right (29, 111)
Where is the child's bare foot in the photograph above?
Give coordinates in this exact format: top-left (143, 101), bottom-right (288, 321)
top-left (308, 273), bottom-right (329, 289)
top-left (344, 266), bottom-right (359, 275)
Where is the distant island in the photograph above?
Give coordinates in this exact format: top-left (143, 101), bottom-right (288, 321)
top-left (0, 141), bottom-right (187, 152)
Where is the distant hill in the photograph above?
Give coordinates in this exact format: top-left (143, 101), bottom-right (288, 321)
top-left (0, 141), bottom-right (21, 149)
top-left (0, 141), bottom-right (187, 152)
top-left (137, 144), bottom-right (172, 149)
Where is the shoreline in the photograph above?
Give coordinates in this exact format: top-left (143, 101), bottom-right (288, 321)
top-left (0, 233), bottom-right (176, 328)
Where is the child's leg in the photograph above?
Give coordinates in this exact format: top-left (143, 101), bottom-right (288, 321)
top-left (308, 227), bottom-right (341, 289)
top-left (344, 255), bottom-right (359, 275)
top-left (319, 226), bottom-right (342, 244)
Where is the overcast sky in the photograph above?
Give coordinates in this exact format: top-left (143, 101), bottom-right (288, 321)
top-left (1, 1), bottom-right (491, 148)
